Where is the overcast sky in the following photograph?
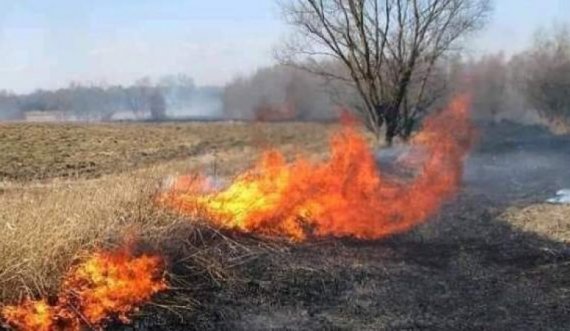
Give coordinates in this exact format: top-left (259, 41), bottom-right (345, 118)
top-left (0, 0), bottom-right (569, 93)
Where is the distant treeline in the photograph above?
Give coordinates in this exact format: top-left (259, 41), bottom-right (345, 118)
top-left (222, 26), bottom-right (570, 127)
top-left (0, 75), bottom-right (223, 121)
top-left (1, 26), bottom-right (568, 126)
top-left (452, 25), bottom-right (570, 126)
top-left (223, 65), bottom-right (341, 121)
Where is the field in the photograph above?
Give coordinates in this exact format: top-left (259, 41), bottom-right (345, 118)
top-left (0, 122), bottom-right (337, 181)
top-left (1, 120), bottom-right (569, 330)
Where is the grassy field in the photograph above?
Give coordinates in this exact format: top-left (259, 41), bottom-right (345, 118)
top-left (0, 120), bottom-right (569, 330)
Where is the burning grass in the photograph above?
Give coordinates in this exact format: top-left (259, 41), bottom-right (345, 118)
top-left (161, 95), bottom-right (475, 240)
top-left (0, 120), bottom-right (336, 298)
top-left (0, 172), bottom-right (271, 330)
top-left (0, 139), bottom-right (296, 330)
top-left (2, 246), bottom-right (166, 330)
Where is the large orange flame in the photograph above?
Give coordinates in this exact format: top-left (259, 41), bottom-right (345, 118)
top-left (2, 246), bottom-right (166, 331)
top-left (161, 95), bottom-right (475, 241)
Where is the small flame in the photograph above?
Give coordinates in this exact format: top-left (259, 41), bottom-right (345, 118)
top-left (2, 247), bottom-right (166, 331)
top-left (161, 95), bottom-right (475, 241)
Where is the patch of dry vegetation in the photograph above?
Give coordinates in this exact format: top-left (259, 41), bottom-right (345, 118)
top-left (501, 203), bottom-right (570, 244)
top-left (545, 118), bottom-right (570, 136)
top-left (0, 121), bottom-right (336, 306)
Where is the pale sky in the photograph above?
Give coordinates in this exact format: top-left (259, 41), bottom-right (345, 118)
top-left (0, 0), bottom-right (568, 93)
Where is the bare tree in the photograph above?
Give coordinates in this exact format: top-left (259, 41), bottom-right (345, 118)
top-left (149, 90), bottom-right (167, 121)
top-left (125, 87), bottom-right (146, 118)
top-left (126, 78), bottom-right (152, 119)
top-left (278, 0), bottom-right (491, 144)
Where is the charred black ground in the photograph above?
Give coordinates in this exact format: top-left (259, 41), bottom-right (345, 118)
top-left (124, 121), bottom-right (570, 331)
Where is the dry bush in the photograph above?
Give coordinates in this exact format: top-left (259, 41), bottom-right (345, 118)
top-left (0, 164), bottom-right (217, 298)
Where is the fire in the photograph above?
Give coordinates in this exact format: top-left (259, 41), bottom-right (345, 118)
top-left (161, 95), bottom-right (475, 241)
top-left (2, 246), bottom-right (167, 331)
top-left (2, 300), bottom-right (57, 331)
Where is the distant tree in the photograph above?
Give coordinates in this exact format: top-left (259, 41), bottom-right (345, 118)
top-left (0, 91), bottom-right (22, 120)
top-left (126, 87), bottom-right (148, 118)
top-left (278, 0), bottom-right (491, 144)
top-left (149, 90), bottom-right (167, 120)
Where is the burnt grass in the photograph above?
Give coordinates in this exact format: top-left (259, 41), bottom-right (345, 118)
top-left (140, 206), bottom-right (570, 331)
top-left (114, 121), bottom-right (570, 331)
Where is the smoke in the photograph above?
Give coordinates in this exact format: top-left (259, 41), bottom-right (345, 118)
top-left (164, 86), bottom-right (224, 119)
top-left (223, 65), bottom-right (341, 121)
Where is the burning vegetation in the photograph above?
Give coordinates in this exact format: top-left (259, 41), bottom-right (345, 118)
top-left (1, 246), bottom-right (166, 331)
top-left (1, 95), bottom-right (475, 329)
top-left (161, 95), bottom-right (475, 240)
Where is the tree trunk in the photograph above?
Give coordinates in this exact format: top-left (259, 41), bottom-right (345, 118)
top-left (383, 104), bottom-right (399, 146)
top-left (400, 117), bottom-right (415, 141)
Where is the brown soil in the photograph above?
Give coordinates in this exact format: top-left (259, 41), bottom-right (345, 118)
top-left (0, 122), bottom-right (335, 182)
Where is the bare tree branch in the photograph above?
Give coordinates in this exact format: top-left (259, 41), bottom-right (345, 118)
top-left (278, 0), bottom-right (491, 143)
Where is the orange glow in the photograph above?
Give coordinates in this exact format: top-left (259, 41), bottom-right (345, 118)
top-left (1, 300), bottom-right (58, 331)
top-left (161, 95), bottom-right (475, 241)
top-left (1, 247), bottom-right (166, 331)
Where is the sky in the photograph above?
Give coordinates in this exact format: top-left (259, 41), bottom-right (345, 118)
top-left (0, 0), bottom-right (568, 93)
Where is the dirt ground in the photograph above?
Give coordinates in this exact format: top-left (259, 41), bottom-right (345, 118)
top-left (0, 121), bottom-right (335, 182)
top-left (134, 121), bottom-right (570, 331)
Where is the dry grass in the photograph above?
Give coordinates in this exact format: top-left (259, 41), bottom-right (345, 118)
top-left (501, 203), bottom-right (570, 244)
top-left (541, 117), bottom-right (570, 136)
top-left (549, 121), bottom-right (570, 135)
top-left (0, 121), bottom-right (338, 305)
top-left (0, 171), bottom-right (160, 301)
